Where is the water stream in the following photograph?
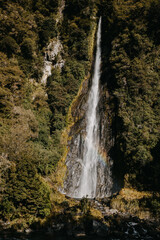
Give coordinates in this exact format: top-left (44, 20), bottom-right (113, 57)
top-left (77, 17), bottom-right (102, 198)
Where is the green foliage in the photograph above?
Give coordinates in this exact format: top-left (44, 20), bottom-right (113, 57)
top-left (0, 53), bottom-right (24, 115)
top-left (0, 0), bottom-right (99, 226)
top-left (33, 143), bottom-right (61, 175)
top-left (33, 0), bottom-right (59, 15)
top-left (1, 157), bottom-right (51, 220)
top-left (62, 0), bottom-right (98, 60)
top-left (102, 0), bottom-right (160, 190)
top-left (80, 197), bottom-right (91, 215)
top-left (21, 38), bottom-right (35, 59)
top-left (0, 36), bottom-right (19, 57)
top-left (0, 11), bottom-right (52, 222)
top-left (65, 0), bottom-right (95, 17)
top-left (9, 0), bottom-right (33, 10)
top-left (37, 14), bottom-right (57, 48)
top-left (47, 59), bottom-right (86, 132)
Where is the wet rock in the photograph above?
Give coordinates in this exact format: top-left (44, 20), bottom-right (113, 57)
top-left (51, 223), bottom-right (65, 232)
top-left (63, 63), bottom-right (114, 198)
top-left (92, 220), bottom-right (108, 237)
top-left (25, 228), bottom-right (32, 234)
top-left (66, 222), bottom-right (85, 237)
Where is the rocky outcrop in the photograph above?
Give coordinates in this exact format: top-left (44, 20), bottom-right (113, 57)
top-left (41, 38), bottom-right (65, 85)
top-left (41, 0), bottom-right (65, 85)
top-left (56, 0), bottom-right (65, 24)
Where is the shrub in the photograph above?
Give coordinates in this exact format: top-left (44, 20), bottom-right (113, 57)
top-left (0, 36), bottom-right (19, 57)
top-left (21, 38), bottom-right (35, 59)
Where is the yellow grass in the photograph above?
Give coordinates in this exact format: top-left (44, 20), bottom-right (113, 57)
top-left (119, 188), bottom-right (153, 200)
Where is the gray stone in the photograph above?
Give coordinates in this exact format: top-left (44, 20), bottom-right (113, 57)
top-left (93, 220), bottom-right (108, 237)
top-left (63, 75), bottom-right (114, 198)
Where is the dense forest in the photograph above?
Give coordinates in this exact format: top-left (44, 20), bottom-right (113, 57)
top-left (0, 0), bottom-right (99, 227)
top-left (0, 0), bottom-right (160, 234)
top-left (101, 0), bottom-right (160, 191)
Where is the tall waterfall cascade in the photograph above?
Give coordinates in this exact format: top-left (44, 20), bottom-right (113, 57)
top-left (77, 17), bottom-right (102, 198)
top-left (64, 17), bottom-right (113, 199)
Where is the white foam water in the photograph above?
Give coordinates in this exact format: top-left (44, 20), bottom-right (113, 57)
top-left (76, 17), bottom-right (102, 198)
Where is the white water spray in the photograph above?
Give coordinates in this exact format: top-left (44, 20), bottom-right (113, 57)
top-left (76, 17), bottom-right (102, 198)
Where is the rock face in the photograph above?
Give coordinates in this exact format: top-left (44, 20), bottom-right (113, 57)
top-left (41, 0), bottom-right (65, 85)
top-left (41, 38), bottom-right (65, 85)
top-left (63, 72), bottom-right (114, 198)
top-left (63, 18), bottom-right (114, 198)
top-left (63, 78), bottom-right (89, 197)
top-left (56, 0), bottom-right (65, 24)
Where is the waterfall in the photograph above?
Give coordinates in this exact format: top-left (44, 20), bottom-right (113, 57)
top-left (73, 17), bottom-right (102, 198)
top-left (64, 17), bottom-right (113, 199)
top-left (77, 17), bottom-right (102, 198)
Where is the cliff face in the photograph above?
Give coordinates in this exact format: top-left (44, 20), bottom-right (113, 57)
top-left (1, 0), bottom-right (160, 229)
top-left (63, 71), bottom-right (115, 198)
